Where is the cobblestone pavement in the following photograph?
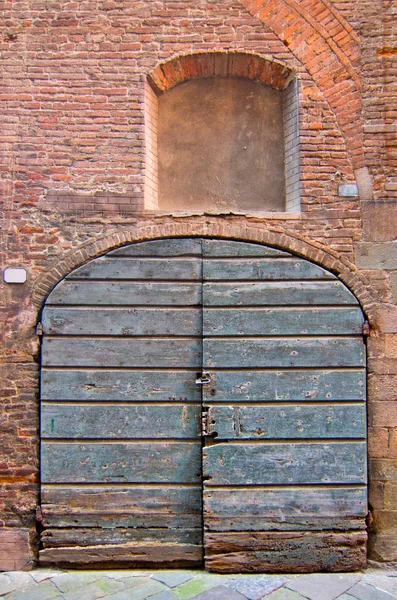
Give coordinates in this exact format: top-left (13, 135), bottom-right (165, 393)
top-left (0, 567), bottom-right (397, 600)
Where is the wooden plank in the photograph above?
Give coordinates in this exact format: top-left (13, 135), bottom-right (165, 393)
top-left (42, 442), bottom-right (202, 484)
top-left (41, 485), bottom-right (202, 529)
top-left (108, 238), bottom-right (202, 257)
top-left (41, 370), bottom-right (201, 402)
top-left (203, 281), bottom-right (358, 306)
top-left (203, 258), bottom-right (333, 281)
top-left (69, 258), bottom-right (202, 280)
top-left (207, 405), bottom-right (366, 440)
top-left (204, 531), bottom-right (367, 573)
top-left (42, 338), bottom-right (202, 368)
top-left (42, 308), bottom-right (201, 336)
top-left (202, 370), bottom-right (365, 402)
top-left (41, 527), bottom-right (202, 548)
top-left (46, 281), bottom-right (201, 306)
top-left (203, 308), bottom-right (363, 336)
top-left (204, 338), bottom-right (365, 368)
top-left (39, 542), bottom-right (203, 568)
top-left (203, 488), bottom-right (367, 532)
top-left (41, 404), bottom-right (201, 439)
top-left (203, 442), bottom-right (367, 485)
top-left (202, 240), bottom-right (291, 257)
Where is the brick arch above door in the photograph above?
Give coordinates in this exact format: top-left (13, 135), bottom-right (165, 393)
top-left (33, 219), bottom-right (374, 324)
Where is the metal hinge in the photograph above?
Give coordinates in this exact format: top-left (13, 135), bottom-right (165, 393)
top-left (36, 506), bottom-right (43, 523)
top-left (36, 322), bottom-right (43, 336)
top-left (362, 321), bottom-right (370, 337)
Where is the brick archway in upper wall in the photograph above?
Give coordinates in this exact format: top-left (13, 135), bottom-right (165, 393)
top-left (148, 51), bottom-right (295, 94)
top-left (148, 3), bottom-right (363, 172)
top-left (237, 0), bottom-right (363, 169)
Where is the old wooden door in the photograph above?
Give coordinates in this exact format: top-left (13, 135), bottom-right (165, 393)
top-left (39, 238), bottom-right (367, 571)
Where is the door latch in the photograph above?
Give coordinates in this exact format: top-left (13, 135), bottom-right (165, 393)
top-left (201, 407), bottom-right (211, 437)
top-left (196, 372), bottom-right (211, 385)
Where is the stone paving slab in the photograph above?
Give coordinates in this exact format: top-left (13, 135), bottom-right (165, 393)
top-left (347, 581), bottom-right (397, 599)
top-left (1, 568), bottom-right (397, 600)
top-left (229, 575), bottom-right (289, 599)
top-left (285, 573), bottom-right (362, 600)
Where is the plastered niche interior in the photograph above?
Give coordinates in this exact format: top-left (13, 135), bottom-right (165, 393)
top-left (155, 77), bottom-right (295, 213)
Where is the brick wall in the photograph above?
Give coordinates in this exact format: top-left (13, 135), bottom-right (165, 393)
top-left (0, 0), bottom-right (396, 568)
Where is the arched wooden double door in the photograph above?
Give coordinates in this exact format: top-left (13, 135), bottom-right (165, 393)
top-left (39, 238), bottom-right (367, 571)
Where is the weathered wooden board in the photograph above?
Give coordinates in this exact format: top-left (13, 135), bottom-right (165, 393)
top-left (203, 308), bottom-right (363, 336)
top-left (41, 404), bottom-right (201, 439)
top-left (41, 370), bottom-right (201, 402)
top-left (41, 485), bottom-right (202, 529)
top-left (46, 281), bottom-right (201, 306)
top-left (203, 259), bottom-right (333, 281)
top-left (203, 443), bottom-right (367, 485)
top-left (40, 542), bottom-right (203, 568)
top-left (42, 338), bottom-right (202, 368)
top-left (42, 308), bottom-right (202, 336)
top-left (202, 240), bottom-right (291, 257)
top-left (203, 281), bottom-right (358, 306)
top-left (69, 258), bottom-right (202, 280)
top-left (202, 370), bottom-right (365, 402)
top-left (207, 405), bottom-right (366, 440)
top-left (108, 238), bottom-right (202, 257)
top-left (42, 442), bottom-right (202, 483)
top-left (41, 527), bottom-right (202, 548)
top-left (204, 338), bottom-right (365, 368)
top-left (203, 488), bottom-right (367, 532)
top-left (204, 531), bottom-right (367, 573)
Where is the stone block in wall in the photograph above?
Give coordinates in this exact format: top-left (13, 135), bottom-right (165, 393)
top-left (384, 482), bottom-right (397, 510)
top-left (368, 534), bottom-right (397, 562)
top-left (370, 402), bottom-right (397, 428)
top-left (355, 241), bottom-right (397, 270)
top-left (0, 529), bottom-right (34, 571)
top-left (362, 200), bottom-right (397, 242)
top-left (368, 427), bottom-right (389, 458)
top-left (372, 305), bottom-right (397, 334)
top-left (369, 459), bottom-right (397, 483)
top-left (390, 272), bottom-right (397, 305)
top-left (368, 374), bottom-right (397, 401)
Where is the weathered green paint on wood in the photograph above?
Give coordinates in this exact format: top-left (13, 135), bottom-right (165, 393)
top-left (41, 485), bottom-right (202, 529)
top-left (43, 338), bottom-right (202, 367)
top-left (204, 338), bottom-right (365, 368)
top-left (202, 370), bottom-right (365, 402)
top-left (203, 487), bottom-right (367, 532)
top-left (46, 281), bottom-right (201, 306)
top-left (41, 370), bottom-right (201, 402)
top-left (203, 308), bottom-right (364, 336)
top-left (203, 259), bottom-right (333, 281)
top-left (207, 405), bottom-right (366, 440)
top-left (42, 442), bottom-right (202, 483)
top-left (108, 238), bottom-right (202, 257)
top-left (41, 404), bottom-right (201, 439)
top-left (203, 442), bottom-right (367, 485)
top-left (40, 237), bottom-right (367, 571)
top-left (203, 281), bottom-right (358, 306)
top-left (70, 258), bottom-right (202, 280)
top-left (42, 308), bottom-right (201, 336)
top-left (202, 240), bottom-right (291, 257)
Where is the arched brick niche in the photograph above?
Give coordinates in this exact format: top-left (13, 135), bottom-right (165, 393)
top-left (144, 51), bottom-right (300, 214)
